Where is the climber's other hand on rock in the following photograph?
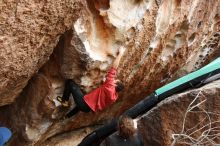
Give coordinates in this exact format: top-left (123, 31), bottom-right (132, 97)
top-left (118, 46), bottom-right (126, 56)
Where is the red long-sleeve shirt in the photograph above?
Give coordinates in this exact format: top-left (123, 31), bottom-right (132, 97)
top-left (83, 67), bottom-right (118, 112)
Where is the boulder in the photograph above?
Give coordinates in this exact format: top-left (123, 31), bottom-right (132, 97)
top-left (139, 79), bottom-right (220, 146)
top-left (0, 0), bottom-right (219, 145)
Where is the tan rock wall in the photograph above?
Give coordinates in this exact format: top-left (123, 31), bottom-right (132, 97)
top-left (139, 80), bottom-right (220, 146)
top-left (0, 0), bottom-right (219, 145)
top-left (0, 0), bottom-right (87, 106)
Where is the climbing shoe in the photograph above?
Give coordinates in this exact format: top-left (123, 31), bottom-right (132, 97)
top-left (56, 96), bottom-right (69, 107)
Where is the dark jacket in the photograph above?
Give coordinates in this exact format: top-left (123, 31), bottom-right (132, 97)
top-left (100, 132), bottom-right (144, 146)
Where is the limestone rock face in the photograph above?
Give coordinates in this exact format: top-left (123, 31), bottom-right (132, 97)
top-left (0, 0), bottom-right (219, 145)
top-left (0, 0), bottom-right (86, 106)
top-left (139, 80), bottom-right (220, 146)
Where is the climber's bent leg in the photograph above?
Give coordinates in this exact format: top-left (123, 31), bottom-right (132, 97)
top-left (66, 107), bottom-right (80, 118)
top-left (57, 80), bottom-right (72, 107)
top-left (62, 79), bottom-right (72, 101)
top-left (68, 80), bottom-right (91, 113)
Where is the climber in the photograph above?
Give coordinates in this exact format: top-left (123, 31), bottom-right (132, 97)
top-left (57, 46), bottom-right (126, 118)
top-left (100, 115), bottom-right (144, 146)
top-left (0, 127), bottom-right (12, 146)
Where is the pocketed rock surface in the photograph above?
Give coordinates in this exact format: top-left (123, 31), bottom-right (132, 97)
top-left (0, 0), bottom-right (219, 145)
top-left (139, 79), bottom-right (220, 146)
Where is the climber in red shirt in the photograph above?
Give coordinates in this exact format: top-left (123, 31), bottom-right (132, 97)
top-left (57, 46), bottom-right (126, 118)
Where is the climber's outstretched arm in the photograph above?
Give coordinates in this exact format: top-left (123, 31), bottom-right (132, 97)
top-left (112, 46), bottom-right (126, 69)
